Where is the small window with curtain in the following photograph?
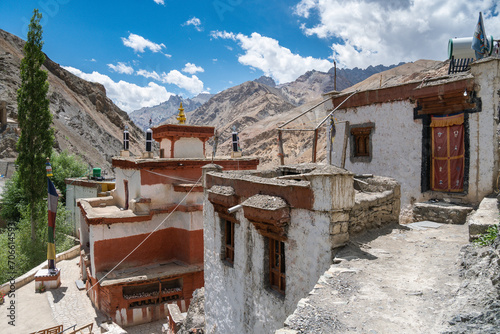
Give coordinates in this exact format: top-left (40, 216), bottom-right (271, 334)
top-left (269, 238), bottom-right (286, 294)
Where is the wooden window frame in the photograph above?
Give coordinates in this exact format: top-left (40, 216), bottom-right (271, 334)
top-left (351, 126), bottom-right (372, 157)
top-left (269, 238), bottom-right (286, 294)
top-left (223, 218), bottom-right (235, 264)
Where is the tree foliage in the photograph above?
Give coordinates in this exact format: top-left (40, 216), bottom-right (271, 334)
top-left (50, 151), bottom-right (88, 204)
top-left (1, 151), bottom-right (88, 223)
top-left (16, 9), bottom-right (54, 240)
top-left (0, 202), bottom-right (74, 285)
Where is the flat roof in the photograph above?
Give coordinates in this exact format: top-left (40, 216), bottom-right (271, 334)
top-left (97, 260), bottom-right (203, 286)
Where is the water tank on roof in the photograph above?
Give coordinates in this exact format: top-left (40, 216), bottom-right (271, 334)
top-left (448, 36), bottom-right (494, 59)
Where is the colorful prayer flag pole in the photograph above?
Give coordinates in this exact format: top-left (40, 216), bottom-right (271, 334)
top-left (47, 177), bottom-right (58, 270)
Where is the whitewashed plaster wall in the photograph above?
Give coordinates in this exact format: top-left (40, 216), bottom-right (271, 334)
top-left (469, 58), bottom-right (500, 203)
top-left (89, 210), bottom-right (203, 277)
top-left (114, 168), bottom-right (142, 208)
top-left (66, 184), bottom-right (98, 236)
top-left (328, 100), bottom-right (423, 208)
top-left (160, 137), bottom-right (204, 158)
top-left (204, 202), bottom-right (334, 334)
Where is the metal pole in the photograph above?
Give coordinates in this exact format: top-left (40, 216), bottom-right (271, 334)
top-left (334, 61), bottom-right (337, 91)
top-left (312, 128), bottom-right (319, 163)
top-left (278, 130), bottom-right (285, 165)
top-left (341, 121), bottom-right (350, 169)
top-left (278, 97), bottom-right (332, 129)
top-left (315, 90), bottom-right (358, 130)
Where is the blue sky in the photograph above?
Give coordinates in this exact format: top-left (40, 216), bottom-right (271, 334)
top-left (1, 0), bottom-right (499, 112)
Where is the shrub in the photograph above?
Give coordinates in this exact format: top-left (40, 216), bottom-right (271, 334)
top-left (474, 224), bottom-right (499, 247)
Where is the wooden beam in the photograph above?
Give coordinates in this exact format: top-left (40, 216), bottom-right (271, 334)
top-left (341, 121), bottom-right (350, 169)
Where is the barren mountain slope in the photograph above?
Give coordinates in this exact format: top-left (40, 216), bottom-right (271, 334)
top-left (275, 63), bottom-right (401, 106)
top-left (347, 59), bottom-right (447, 92)
top-left (187, 81), bottom-right (296, 161)
top-left (0, 29), bottom-right (143, 172)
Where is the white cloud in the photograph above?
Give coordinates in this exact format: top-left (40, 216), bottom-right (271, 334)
top-left (136, 69), bottom-right (205, 94)
top-left (211, 30), bottom-right (333, 84)
top-left (182, 62), bottom-right (204, 74)
top-left (184, 17), bottom-right (202, 31)
top-left (210, 30), bottom-right (237, 40)
top-left (136, 69), bottom-right (161, 81)
top-left (294, 0), bottom-right (500, 68)
top-left (153, 0), bottom-right (164, 5)
top-left (107, 62), bottom-right (134, 75)
top-left (121, 33), bottom-right (165, 53)
top-left (164, 53), bottom-right (172, 58)
top-left (63, 66), bottom-right (172, 112)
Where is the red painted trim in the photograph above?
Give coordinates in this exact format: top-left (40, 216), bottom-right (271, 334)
top-left (330, 77), bottom-right (474, 110)
top-left (77, 202), bottom-right (202, 225)
top-left (152, 124), bottom-right (215, 141)
top-left (152, 204), bottom-right (204, 214)
top-left (173, 184), bottom-right (204, 192)
top-left (112, 157), bottom-right (259, 170)
top-left (206, 173), bottom-right (314, 210)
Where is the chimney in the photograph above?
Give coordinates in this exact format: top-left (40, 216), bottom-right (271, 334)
top-left (231, 126), bottom-right (242, 158)
top-left (142, 128), bottom-right (154, 158)
top-left (121, 126), bottom-right (130, 157)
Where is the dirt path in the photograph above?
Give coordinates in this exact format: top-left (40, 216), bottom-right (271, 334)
top-left (285, 222), bottom-right (469, 333)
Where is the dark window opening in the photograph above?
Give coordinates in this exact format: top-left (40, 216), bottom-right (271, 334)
top-left (223, 218), bottom-right (235, 264)
top-left (269, 238), bottom-right (285, 294)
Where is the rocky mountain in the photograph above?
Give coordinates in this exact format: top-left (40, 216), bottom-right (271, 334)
top-left (185, 81), bottom-right (294, 159)
top-left (129, 93), bottom-right (213, 130)
top-left (0, 29), bottom-right (143, 173)
top-left (255, 63), bottom-right (404, 106)
top-left (254, 75), bottom-right (276, 87)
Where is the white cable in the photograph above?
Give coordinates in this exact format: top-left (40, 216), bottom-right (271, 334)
top-left (142, 168), bottom-right (199, 184)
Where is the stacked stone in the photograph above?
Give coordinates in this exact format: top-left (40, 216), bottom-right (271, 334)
top-left (349, 176), bottom-right (401, 235)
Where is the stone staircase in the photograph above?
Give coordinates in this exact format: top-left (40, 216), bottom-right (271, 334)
top-left (412, 200), bottom-right (474, 225)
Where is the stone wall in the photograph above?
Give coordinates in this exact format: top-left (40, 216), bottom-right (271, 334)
top-left (349, 175), bottom-right (401, 235)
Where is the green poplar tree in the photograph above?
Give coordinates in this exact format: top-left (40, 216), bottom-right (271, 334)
top-left (16, 9), bottom-right (54, 240)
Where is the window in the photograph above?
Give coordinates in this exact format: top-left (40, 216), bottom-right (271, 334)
top-left (351, 127), bottom-right (372, 157)
top-left (349, 124), bottom-right (374, 163)
top-left (269, 238), bottom-right (286, 294)
top-left (223, 218), bottom-right (235, 264)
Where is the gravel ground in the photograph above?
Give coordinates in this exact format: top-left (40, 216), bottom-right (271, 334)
top-left (283, 222), bottom-right (471, 334)
top-left (443, 236), bottom-right (500, 334)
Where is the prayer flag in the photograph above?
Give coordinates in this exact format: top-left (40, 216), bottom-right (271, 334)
top-left (47, 177), bottom-right (58, 270)
top-left (471, 12), bottom-right (489, 59)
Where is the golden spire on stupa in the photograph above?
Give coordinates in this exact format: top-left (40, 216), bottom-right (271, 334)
top-left (176, 102), bottom-right (186, 124)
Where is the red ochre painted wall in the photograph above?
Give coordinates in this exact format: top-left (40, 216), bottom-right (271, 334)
top-left (93, 227), bottom-right (203, 273)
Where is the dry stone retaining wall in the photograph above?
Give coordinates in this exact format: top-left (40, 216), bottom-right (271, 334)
top-left (349, 175), bottom-right (401, 235)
